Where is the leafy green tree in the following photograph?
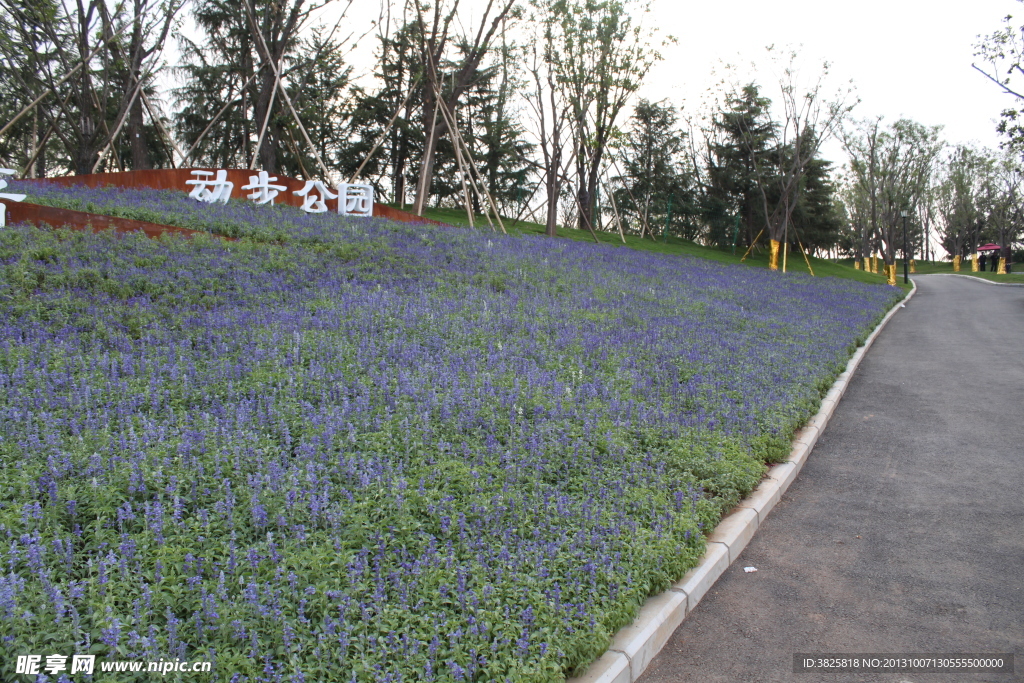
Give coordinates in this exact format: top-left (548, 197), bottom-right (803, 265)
top-left (725, 52), bottom-right (853, 270)
top-left (978, 149), bottom-right (1023, 271)
top-left (613, 99), bottom-right (695, 239)
top-left (1, 0), bottom-right (179, 175)
top-left (0, 0), bottom-right (65, 175)
top-left (460, 39), bottom-right (535, 216)
top-left (701, 83), bottom-right (843, 255)
top-left (174, 0), bottom-right (260, 170)
top-left (937, 144), bottom-right (990, 265)
top-left (702, 84), bottom-right (774, 248)
top-left (542, 0), bottom-right (665, 233)
top-left (284, 27), bottom-right (353, 179)
top-left (343, 20), bottom-right (425, 203)
top-left (834, 176), bottom-right (866, 258)
top-left (877, 120), bottom-right (942, 271)
top-left (843, 117), bottom-right (942, 277)
top-left (974, 7), bottom-right (1024, 156)
top-left (841, 117), bottom-right (883, 264)
top-left (789, 151), bottom-right (843, 255)
top-left (409, 0), bottom-right (519, 216)
top-left (174, 0), bottom-right (342, 176)
top-left (524, 0), bottom-right (571, 236)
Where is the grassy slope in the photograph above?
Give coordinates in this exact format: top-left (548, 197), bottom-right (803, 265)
top-left (410, 205), bottom-right (914, 291)
top-left (908, 259), bottom-right (1024, 284)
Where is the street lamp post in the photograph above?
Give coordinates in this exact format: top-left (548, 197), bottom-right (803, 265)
top-left (901, 210), bottom-right (910, 285)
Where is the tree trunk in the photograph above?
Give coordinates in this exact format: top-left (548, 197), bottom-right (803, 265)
top-left (578, 133), bottom-right (606, 234)
top-left (545, 164), bottom-right (560, 237)
top-left (254, 70), bottom-right (279, 173)
top-left (128, 84), bottom-right (149, 169)
top-left (924, 213), bottom-right (931, 263)
top-left (1000, 228), bottom-right (1011, 274)
top-left (74, 117), bottom-right (99, 176)
top-left (391, 73), bottom-right (413, 207)
top-left (413, 92), bottom-right (444, 215)
top-left (28, 111), bottom-right (38, 179)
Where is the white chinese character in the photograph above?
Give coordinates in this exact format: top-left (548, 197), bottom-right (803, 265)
top-left (294, 180), bottom-right (337, 213)
top-left (70, 654), bottom-right (96, 674)
top-left (337, 183), bottom-right (374, 217)
top-left (0, 168), bottom-right (28, 229)
top-left (44, 654), bottom-right (68, 675)
top-left (241, 170), bottom-right (287, 205)
top-left (16, 655), bottom-right (41, 675)
top-left (186, 170), bottom-right (234, 204)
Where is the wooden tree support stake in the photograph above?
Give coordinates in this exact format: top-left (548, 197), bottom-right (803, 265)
top-left (740, 229), bottom-right (765, 262)
top-left (243, 0), bottom-right (333, 179)
top-left (797, 238), bottom-right (815, 276)
top-left (348, 76), bottom-right (421, 184)
top-left (0, 20), bottom-right (134, 139)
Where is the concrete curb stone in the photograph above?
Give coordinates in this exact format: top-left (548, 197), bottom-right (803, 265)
top-left (706, 507), bottom-right (759, 563)
top-left (569, 651), bottom-right (631, 683)
top-left (673, 541), bottom-right (729, 612)
top-left (565, 280), bottom-right (918, 683)
top-left (607, 591), bottom-right (689, 680)
top-left (735, 478), bottom-right (782, 524)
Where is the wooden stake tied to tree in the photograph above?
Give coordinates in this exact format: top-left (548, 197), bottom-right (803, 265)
top-left (410, 0), bottom-right (519, 217)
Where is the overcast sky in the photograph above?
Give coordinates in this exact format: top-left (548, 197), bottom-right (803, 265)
top-left (642, 0), bottom-right (1021, 155)
top-left (309, 0), bottom-right (1022, 166)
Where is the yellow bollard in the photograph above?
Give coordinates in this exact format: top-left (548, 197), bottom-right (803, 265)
top-left (873, 255), bottom-right (880, 274)
top-left (769, 239), bottom-right (781, 270)
top-left (863, 256), bottom-right (871, 271)
top-left (972, 253), bottom-right (979, 272)
top-left (953, 255), bottom-right (961, 272)
top-left (854, 260), bottom-right (861, 270)
top-left (886, 264), bottom-right (897, 286)
top-left (910, 259), bottom-right (916, 274)
top-left (997, 256), bottom-right (1007, 275)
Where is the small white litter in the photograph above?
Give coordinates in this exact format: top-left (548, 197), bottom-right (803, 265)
top-left (743, 566), bottom-right (757, 573)
top-left (900, 304), bottom-right (906, 308)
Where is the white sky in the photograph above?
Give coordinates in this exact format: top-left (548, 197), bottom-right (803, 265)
top-left (303, 0), bottom-right (1023, 166)
top-left (643, 0), bottom-right (1021, 158)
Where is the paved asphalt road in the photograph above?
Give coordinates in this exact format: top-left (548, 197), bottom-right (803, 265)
top-left (637, 275), bottom-right (1024, 683)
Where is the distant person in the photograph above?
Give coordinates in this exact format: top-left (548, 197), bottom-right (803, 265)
top-left (979, 252), bottom-right (987, 271)
top-left (992, 253), bottom-right (1000, 272)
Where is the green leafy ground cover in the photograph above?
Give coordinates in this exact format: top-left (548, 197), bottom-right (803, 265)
top-left (2, 183), bottom-right (904, 681)
top-left (15, 181), bottom-right (903, 289)
top-left (413, 207), bottom-right (910, 290)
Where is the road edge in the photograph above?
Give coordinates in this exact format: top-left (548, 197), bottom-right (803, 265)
top-left (940, 273), bottom-right (1024, 287)
top-left (566, 281), bottom-right (918, 683)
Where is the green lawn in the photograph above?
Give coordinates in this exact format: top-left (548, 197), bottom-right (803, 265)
top-left (400, 205), bottom-right (913, 291)
top-left (906, 259), bottom-right (1024, 284)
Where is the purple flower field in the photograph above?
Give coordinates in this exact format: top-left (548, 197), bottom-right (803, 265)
top-left (1, 185), bottom-right (902, 681)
